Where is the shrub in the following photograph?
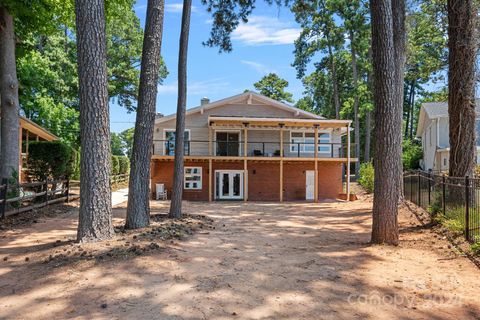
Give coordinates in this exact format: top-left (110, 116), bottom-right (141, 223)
top-left (28, 141), bottom-right (75, 181)
top-left (358, 162), bottom-right (374, 193)
top-left (117, 156), bottom-right (130, 174)
top-left (402, 139), bottom-right (423, 170)
top-left (111, 155), bottom-right (120, 176)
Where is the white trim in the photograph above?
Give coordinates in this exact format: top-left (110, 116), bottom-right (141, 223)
top-left (162, 128), bottom-right (191, 155)
top-left (214, 170), bottom-right (244, 200)
top-left (184, 166), bottom-right (202, 190)
top-left (289, 129), bottom-right (332, 154)
top-left (214, 129), bottom-right (242, 156)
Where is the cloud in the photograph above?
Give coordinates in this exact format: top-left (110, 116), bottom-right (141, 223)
top-left (165, 3), bottom-right (198, 13)
top-left (240, 60), bottom-right (275, 75)
top-left (232, 16), bottom-right (301, 46)
top-left (157, 78), bottom-right (232, 96)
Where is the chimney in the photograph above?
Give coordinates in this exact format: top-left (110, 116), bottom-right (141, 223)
top-left (155, 112), bottom-right (164, 119)
top-left (200, 97), bottom-right (210, 106)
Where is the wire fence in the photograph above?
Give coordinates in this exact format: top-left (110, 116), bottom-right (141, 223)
top-left (404, 170), bottom-right (480, 244)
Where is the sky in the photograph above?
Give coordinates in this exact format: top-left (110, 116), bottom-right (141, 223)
top-left (110, 0), bottom-right (304, 133)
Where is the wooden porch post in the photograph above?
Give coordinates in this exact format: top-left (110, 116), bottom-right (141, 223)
top-left (279, 124), bottom-right (284, 202)
top-left (18, 127), bottom-right (23, 178)
top-left (243, 124), bottom-right (248, 202)
top-left (314, 125), bottom-right (319, 203)
top-left (208, 124), bottom-right (213, 201)
top-left (346, 123), bottom-right (351, 201)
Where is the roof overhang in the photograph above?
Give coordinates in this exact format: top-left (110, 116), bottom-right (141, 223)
top-left (155, 91), bottom-right (325, 124)
top-left (208, 116), bottom-right (351, 128)
top-left (19, 117), bottom-right (58, 141)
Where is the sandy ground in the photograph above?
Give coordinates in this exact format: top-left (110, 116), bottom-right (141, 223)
top-left (1, 197), bottom-right (480, 320)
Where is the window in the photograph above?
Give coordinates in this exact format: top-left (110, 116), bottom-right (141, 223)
top-left (164, 129), bottom-right (190, 155)
top-left (290, 131), bottom-right (331, 153)
top-left (184, 167), bottom-right (202, 190)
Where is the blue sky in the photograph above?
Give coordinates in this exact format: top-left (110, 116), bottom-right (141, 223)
top-left (110, 0), bottom-right (303, 132)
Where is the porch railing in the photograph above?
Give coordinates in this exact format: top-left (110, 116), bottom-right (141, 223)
top-left (152, 140), bottom-right (356, 158)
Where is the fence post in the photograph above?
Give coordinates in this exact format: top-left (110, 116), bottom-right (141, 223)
top-left (44, 180), bottom-right (49, 206)
top-left (465, 176), bottom-right (470, 242)
top-left (410, 173), bottom-right (413, 201)
top-left (417, 172), bottom-right (421, 206)
top-left (442, 175), bottom-right (446, 215)
top-left (427, 171), bottom-right (431, 206)
top-left (0, 178), bottom-right (7, 219)
top-left (65, 178), bottom-right (70, 203)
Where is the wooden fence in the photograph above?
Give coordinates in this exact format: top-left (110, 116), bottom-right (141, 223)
top-left (0, 173), bottom-right (129, 219)
top-left (0, 178), bottom-right (80, 219)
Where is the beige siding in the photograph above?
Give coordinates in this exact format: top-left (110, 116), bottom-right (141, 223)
top-left (154, 100), bottom-right (344, 157)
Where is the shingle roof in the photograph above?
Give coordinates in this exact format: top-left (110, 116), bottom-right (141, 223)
top-left (422, 100), bottom-right (480, 119)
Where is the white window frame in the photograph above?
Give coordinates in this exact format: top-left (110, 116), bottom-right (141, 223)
top-left (163, 128), bottom-right (191, 156)
top-left (184, 166), bottom-right (202, 190)
top-left (289, 130), bottom-right (331, 154)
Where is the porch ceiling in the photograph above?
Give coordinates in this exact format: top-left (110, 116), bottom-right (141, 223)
top-left (208, 116), bottom-right (351, 129)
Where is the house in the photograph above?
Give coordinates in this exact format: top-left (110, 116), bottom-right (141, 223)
top-left (0, 116), bottom-right (58, 181)
top-left (416, 101), bottom-right (480, 172)
top-left (19, 117), bottom-right (58, 181)
top-left (151, 91), bottom-right (357, 202)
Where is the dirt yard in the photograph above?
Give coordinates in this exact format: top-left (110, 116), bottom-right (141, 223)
top-left (1, 197), bottom-right (480, 320)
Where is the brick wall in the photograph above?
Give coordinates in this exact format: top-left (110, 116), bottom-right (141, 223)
top-left (150, 159), bottom-right (344, 201)
top-left (248, 162), bottom-right (281, 201)
top-left (151, 160), bottom-right (209, 201)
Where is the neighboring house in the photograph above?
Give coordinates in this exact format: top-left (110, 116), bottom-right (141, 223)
top-left (0, 116), bottom-right (58, 181)
top-left (416, 101), bottom-right (480, 172)
top-left (19, 117), bottom-right (59, 180)
top-left (152, 91), bottom-right (357, 202)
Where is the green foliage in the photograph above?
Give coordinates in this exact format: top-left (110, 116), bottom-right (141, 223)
top-left (15, 0), bottom-right (168, 148)
top-left (358, 162), bottom-right (374, 193)
top-left (118, 156), bottom-right (130, 174)
top-left (27, 141), bottom-right (76, 180)
top-left (119, 128), bottom-right (135, 158)
top-left (471, 242), bottom-right (480, 255)
top-left (295, 96), bottom-right (315, 113)
top-left (111, 155), bottom-right (120, 176)
top-left (111, 133), bottom-right (125, 156)
top-left (402, 139), bottom-right (423, 170)
top-left (201, 0), bottom-right (256, 52)
top-left (428, 191), bottom-right (443, 216)
top-left (253, 73), bottom-right (294, 103)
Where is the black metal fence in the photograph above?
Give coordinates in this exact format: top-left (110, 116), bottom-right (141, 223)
top-left (404, 170), bottom-right (480, 244)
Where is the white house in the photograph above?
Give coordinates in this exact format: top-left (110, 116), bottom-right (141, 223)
top-left (416, 101), bottom-right (480, 172)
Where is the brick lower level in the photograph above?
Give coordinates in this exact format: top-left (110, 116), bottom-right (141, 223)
top-left (151, 159), bottom-right (344, 201)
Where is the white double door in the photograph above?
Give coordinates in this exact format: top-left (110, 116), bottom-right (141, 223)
top-left (216, 170), bottom-right (244, 200)
top-left (306, 170), bottom-right (315, 200)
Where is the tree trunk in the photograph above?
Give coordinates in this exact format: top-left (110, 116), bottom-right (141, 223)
top-left (75, 0), bottom-right (113, 242)
top-left (448, 0), bottom-right (477, 178)
top-left (169, 0), bottom-right (192, 219)
top-left (125, 0), bottom-right (165, 229)
top-left (364, 110), bottom-right (372, 162)
top-left (370, 0), bottom-right (405, 245)
top-left (404, 80), bottom-right (413, 139)
top-left (349, 30), bottom-right (361, 178)
top-left (0, 7), bottom-right (20, 181)
top-left (327, 43), bottom-right (341, 119)
top-left (409, 83), bottom-right (415, 140)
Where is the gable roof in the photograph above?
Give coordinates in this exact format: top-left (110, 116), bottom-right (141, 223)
top-left (155, 91), bottom-right (324, 124)
top-left (19, 116), bottom-right (58, 141)
top-left (416, 100), bottom-right (480, 137)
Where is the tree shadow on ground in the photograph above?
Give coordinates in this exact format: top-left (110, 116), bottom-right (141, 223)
top-left (0, 200), bottom-right (479, 319)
